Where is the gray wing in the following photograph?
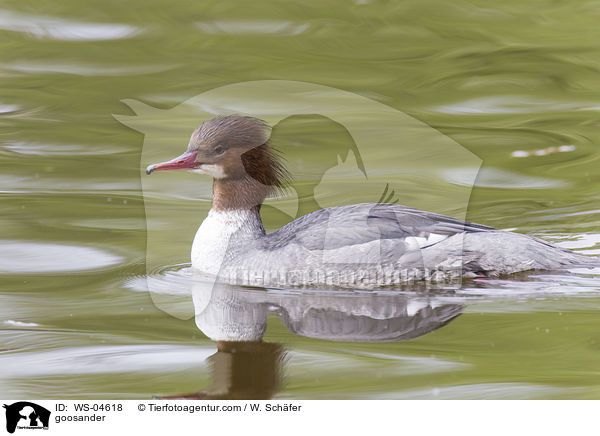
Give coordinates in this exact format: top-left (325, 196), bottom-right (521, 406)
top-left (263, 203), bottom-right (495, 251)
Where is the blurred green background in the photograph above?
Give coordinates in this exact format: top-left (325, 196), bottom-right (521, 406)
top-left (1, 0), bottom-right (599, 399)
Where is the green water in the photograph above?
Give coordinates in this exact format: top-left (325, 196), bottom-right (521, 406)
top-left (1, 0), bottom-right (600, 399)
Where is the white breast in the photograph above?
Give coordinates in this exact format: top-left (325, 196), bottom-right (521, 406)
top-left (191, 209), bottom-right (264, 275)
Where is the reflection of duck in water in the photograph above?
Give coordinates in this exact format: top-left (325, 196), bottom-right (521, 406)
top-left (162, 341), bottom-right (283, 400)
top-left (146, 116), bottom-right (598, 287)
top-left (191, 282), bottom-right (462, 342)
top-left (161, 278), bottom-right (462, 399)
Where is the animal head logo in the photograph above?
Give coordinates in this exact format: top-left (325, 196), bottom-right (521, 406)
top-left (3, 402), bottom-right (50, 434)
top-left (116, 80), bottom-right (481, 318)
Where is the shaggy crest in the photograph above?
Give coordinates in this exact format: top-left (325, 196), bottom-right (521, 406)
top-left (241, 142), bottom-right (290, 194)
top-left (193, 115), bottom-right (290, 193)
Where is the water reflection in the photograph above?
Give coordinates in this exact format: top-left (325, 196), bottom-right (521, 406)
top-left (192, 279), bottom-right (464, 343)
top-left (162, 341), bottom-right (284, 400)
top-left (0, 241), bottom-right (123, 273)
top-left (195, 20), bottom-right (309, 36)
top-left (160, 275), bottom-right (462, 399)
top-left (0, 8), bottom-right (140, 41)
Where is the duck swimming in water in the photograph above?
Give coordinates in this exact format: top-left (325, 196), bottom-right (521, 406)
top-left (146, 116), bottom-right (598, 287)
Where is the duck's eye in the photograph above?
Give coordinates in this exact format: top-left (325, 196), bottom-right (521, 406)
top-left (213, 144), bottom-right (225, 155)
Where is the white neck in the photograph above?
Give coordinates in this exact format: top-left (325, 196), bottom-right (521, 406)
top-left (191, 208), bottom-right (265, 275)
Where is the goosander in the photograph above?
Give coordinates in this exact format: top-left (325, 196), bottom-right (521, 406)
top-left (146, 116), bottom-right (598, 287)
